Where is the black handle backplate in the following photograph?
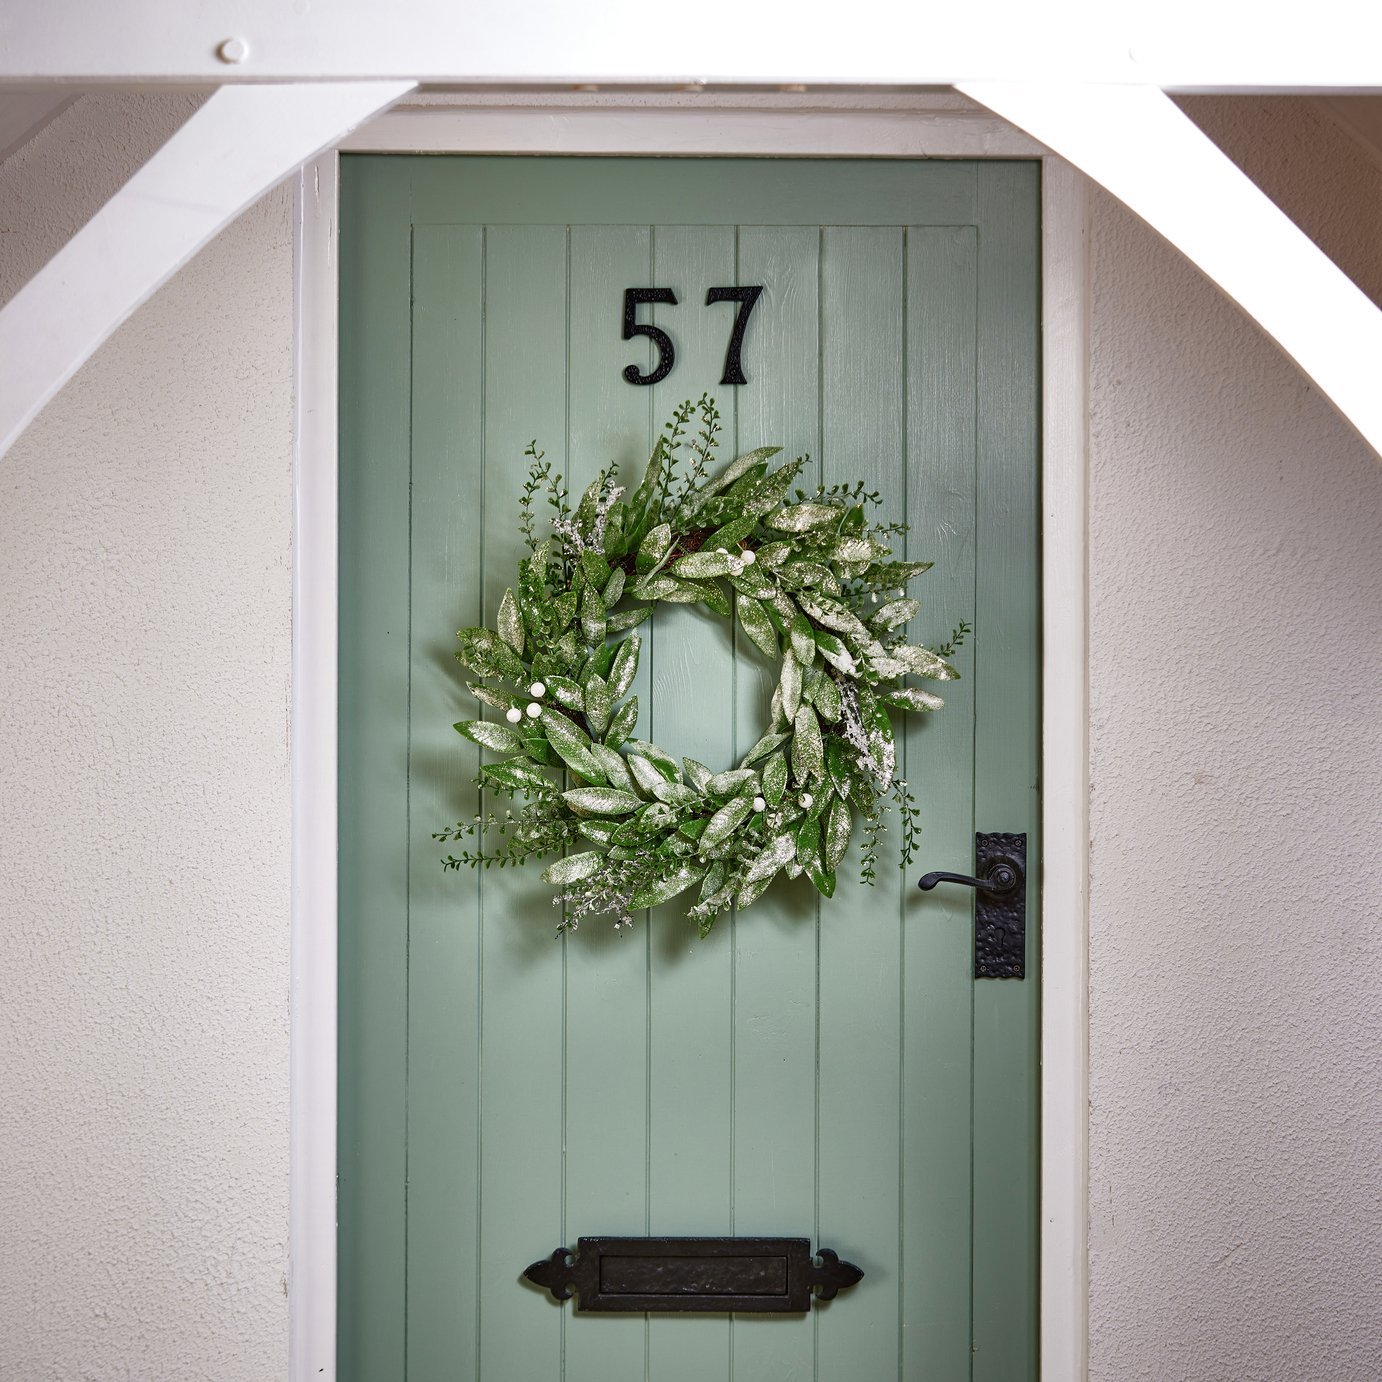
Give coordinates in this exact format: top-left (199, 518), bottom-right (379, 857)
top-left (972, 832), bottom-right (1026, 979)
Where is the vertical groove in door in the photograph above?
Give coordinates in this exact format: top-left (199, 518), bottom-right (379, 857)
top-left (813, 221), bottom-right (825, 1382)
top-left (558, 222), bottom-right (571, 1382)
top-left (969, 216), bottom-right (982, 1382)
top-left (896, 225), bottom-right (909, 1379)
top-left (474, 223), bottom-right (488, 1382)
top-left (402, 222), bottom-right (415, 1382)
top-left (726, 221), bottom-right (740, 1382)
top-left (644, 223), bottom-right (655, 1382)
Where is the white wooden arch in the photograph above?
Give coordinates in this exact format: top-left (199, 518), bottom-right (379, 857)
top-left (2, 75), bottom-right (1380, 463)
top-left (0, 81), bottom-right (412, 458)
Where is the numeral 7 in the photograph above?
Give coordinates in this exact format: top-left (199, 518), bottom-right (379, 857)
top-left (705, 286), bottom-right (763, 386)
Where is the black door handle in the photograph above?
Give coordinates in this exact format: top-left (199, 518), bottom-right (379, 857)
top-left (917, 863), bottom-right (1019, 895)
top-left (916, 833), bottom-right (1027, 980)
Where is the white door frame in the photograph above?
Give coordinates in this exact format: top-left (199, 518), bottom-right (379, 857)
top-left (292, 91), bottom-right (1089, 1381)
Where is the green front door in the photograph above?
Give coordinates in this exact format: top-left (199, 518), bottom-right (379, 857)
top-left (338, 155), bottom-right (1040, 1381)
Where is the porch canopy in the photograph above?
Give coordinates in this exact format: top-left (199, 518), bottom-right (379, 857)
top-left (1, 3), bottom-right (1379, 462)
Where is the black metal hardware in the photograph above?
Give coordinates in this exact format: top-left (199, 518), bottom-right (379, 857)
top-left (705, 285), bottom-right (764, 384)
top-left (622, 287), bottom-right (679, 385)
top-left (917, 832), bottom-right (1027, 980)
top-left (523, 1237), bottom-right (863, 1313)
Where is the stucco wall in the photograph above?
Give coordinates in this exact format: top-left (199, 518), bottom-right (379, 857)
top-left (1, 91), bottom-right (1380, 1382)
top-left (1087, 96), bottom-right (1382, 1380)
top-left (0, 94), bottom-right (293, 1380)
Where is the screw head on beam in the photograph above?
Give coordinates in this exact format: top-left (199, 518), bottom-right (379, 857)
top-left (217, 37), bottom-right (250, 65)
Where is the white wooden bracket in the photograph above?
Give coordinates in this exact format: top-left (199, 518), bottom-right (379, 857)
top-left (958, 81), bottom-right (1382, 464)
top-left (0, 80), bottom-right (413, 460)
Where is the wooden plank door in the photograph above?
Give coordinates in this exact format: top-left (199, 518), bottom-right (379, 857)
top-left (338, 155), bottom-right (1040, 1381)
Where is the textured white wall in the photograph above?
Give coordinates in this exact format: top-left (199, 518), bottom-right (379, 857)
top-left (1087, 97), bottom-right (1382, 1380)
top-left (0, 94), bottom-right (292, 1380)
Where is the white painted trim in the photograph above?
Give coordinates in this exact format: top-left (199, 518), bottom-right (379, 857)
top-left (343, 91), bottom-right (1044, 157)
top-left (291, 101), bottom-right (1091, 1381)
top-left (958, 81), bottom-right (1382, 464)
top-left (290, 152), bottom-right (341, 1382)
top-left (0, 80), bottom-right (412, 463)
top-left (1039, 156), bottom-right (1091, 1382)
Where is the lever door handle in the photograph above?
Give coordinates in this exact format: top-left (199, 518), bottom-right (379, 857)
top-left (917, 863), bottom-right (1019, 895)
top-left (916, 832), bottom-right (1027, 979)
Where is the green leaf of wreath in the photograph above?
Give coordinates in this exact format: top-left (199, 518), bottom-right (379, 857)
top-left (892, 645), bottom-right (960, 681)
top-left (700, 796), bottom-right (754, 852)
top-left (497, 589), bottom-right (525, 656)
top-left (705, 445), bottom-right (782, 497)
top-left (745, 832), bottom-right (796, 885)
top-left (742, 731), bottom-right (790, 767)
top-left (636, 522), bottom-right (674, 573)
top-left (825, 796), bottom-right (852, 872)
top-left (605, 696), bottom-right (639, 747)
top-left (791, 705), bottom-right (824, 783)
top-left (455, 627), bottom-right (526, 682)
top-left (542, 851), bottom-right (604, 885)
top-left (762, 751), bottom-right (788, 806)
top-left (769, 501), bottom-right (844, 533)
top-left (672, 550), bottom-right (733, 579)
top-left (625, 739), bottom-right (679, 781)
top-left (609, 635), bottom-right (641, 700)
top-left (879, 686), bottom-right (945, 713)
top-left (561, 787), bottom-right (644, 816)
top-left (779, 654), bottom-right (803, 721)
top-left (707, 767), bottom-right (757, 799)
top-left (870, 598), bottom-right (921, 630)
top-left (456, 719), bottom-right (525, 755)
top-left (541, 708), bottom-right (605, 782)
top-left (735, 597), bottom-right (778, 658)
top-left (629, 864), bottom-right (705, 910)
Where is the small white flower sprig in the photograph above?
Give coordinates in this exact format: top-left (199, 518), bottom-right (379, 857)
top-left (435, 396), bottom-right (968, 937)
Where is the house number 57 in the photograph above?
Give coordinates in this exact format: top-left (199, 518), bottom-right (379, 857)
top-left (621, 286), bottom-right (764, 387)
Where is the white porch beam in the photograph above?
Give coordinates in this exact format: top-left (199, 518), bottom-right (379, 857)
top-left (0, 1), bottom-right (1379, 88)
top-left (0, 80), bottom-right (412, 461)
top-left (958, 81), bottom-right (1382, 464)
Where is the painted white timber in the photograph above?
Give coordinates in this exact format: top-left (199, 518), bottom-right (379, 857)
top-left (0, 87), bottom-right (74, 162)
top-left (1, 1), bottom-right (1380, 87)
top-left (291, 153), bottom-right (340, 1382)
top-left (0, 3), bottom-right (1123, 86)
top-left (960, 81), bottom-right (1382, 465)
top-left (1039, 156), bottom-right (1091, 1382)
top-left (0, 80), bottom-right (412, 462)
top-left (291, 104), bottom-right (1093, 1379)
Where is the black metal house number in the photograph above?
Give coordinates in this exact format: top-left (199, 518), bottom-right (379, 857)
top-left (621, 286), bottom-right (764, 387)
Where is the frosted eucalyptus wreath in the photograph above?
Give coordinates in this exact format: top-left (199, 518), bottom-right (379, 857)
top-left (436, 396), bottom-right (968, 937)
